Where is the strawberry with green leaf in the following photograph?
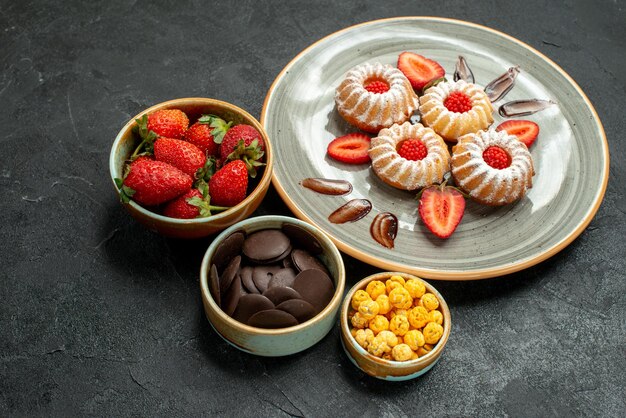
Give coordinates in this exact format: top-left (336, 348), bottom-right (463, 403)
top-left (184, 114), bottom-right (232, 156)
top-left (115, 157), bottom-right (192, 206)
top-left (224, 139), bottom-right (265, 178)
top-left (147, 109), bottom-right (189, 139)
top-left (219, 124), bottom-right (265, 160)
top-left (130, 115), bottom-right (158, 160)
top-left (162, 184), bottom-right (230, 219)
top-left (208, 160), bottom-right (249, 207)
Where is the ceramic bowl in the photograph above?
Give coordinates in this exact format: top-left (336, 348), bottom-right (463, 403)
top-left (340, 272), bottom-right (451, 380)
top-left (199, 215), bottom-right (346, 356)
top-left (109, 98), bottom-right (273, 239)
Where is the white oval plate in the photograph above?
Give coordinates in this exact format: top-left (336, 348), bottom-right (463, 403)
top-left (261, 17), bottom-right (609, 280)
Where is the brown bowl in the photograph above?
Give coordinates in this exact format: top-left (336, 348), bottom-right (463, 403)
top-left (109, 98), bottom-right (273, 238)
top-left (340, 271), bottom-right (451, 380)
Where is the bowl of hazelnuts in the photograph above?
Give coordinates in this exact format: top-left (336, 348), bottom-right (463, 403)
top-left (340, 271), bottom-right (451, 380)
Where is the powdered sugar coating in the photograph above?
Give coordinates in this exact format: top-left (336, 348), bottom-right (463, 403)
top-left (369, 122), bottom-right (451, 191)
top-left (335, 63), bottom-right (419, 133)
top-left (419, 80), bottom-right (494, 141)
top-left (451, 130), bottom-right (534, 205)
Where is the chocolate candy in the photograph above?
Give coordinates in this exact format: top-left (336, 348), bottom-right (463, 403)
top-left (222, 275), bottom-right (243, 316)
top-left (268, 267), bottom-right (297, 289)
top-left (291, 249), bottom-right (330, 275)
top-left (220, 255), bottom-right (241, 293)
top-left (248, 309), bottom-right (299, 329)
top-left (240, 266), bottom-right (260, 294)
top-left (276, 299), bottom-right (316, 323)
top-left (292, 269), bottom-right (335, 313)
top-left (213, 231), bottom-right (245, 272)
top-left (211, 226), bottom-right (336, 329)
top-left (252, 265), bottom-right (282, 293)
top-left (262, 286), bottom-right (302, 306)
top-left (243, 230), bottom-right (291, 263)
top-left (282, 223), bottom-right (323, 255)
top-left (232, 294), bottom-right (274, 324)
top-left (209, 264), bottom-right (221, 307)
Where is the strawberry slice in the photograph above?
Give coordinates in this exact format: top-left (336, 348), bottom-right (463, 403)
top-left (327, 133), bottom-right (371, 164)
top-left (397, 52), bottom-right (445, 91)
top-left (496, 120), bottom-right (540, 148)
top-left (418, 184), bottom-right (465, 239)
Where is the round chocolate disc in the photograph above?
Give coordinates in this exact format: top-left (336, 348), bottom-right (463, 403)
top-left (232, 294), bottom-right (275, 324)
top-left (220, 255), bottom-right (241, 293)
top-left (292, 269), bottom-right (335, 314)
top-left (243, 230), bottom-right (291, 263)
top-left (267, 267), bottom-right (297, 289)
top-left (252, 265), bottom-right (282, 293)
top-left (276, 299), bottom-right (317, 323)
top-left (282, 223), bottom-right (323, 255)
top-left (248, 309), bottom-right (299, 329)
top-left (240, 266), bottom-right (260, 294)
top-left (291, 249), bottom-right (330, 275)
top-left (255, 245), bottom-right (292, 265)
top-left (213, 231), bottom-right (245, 272)
top-left (262, 286), bottom-right (302, 306)
top-left (222, 275), bottom-right (243, 317)
top-left (209, 264), bottom-right (221, 307)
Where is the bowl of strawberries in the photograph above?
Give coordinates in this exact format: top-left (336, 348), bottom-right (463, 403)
top-left (109, 98), bottom-right (273, 238)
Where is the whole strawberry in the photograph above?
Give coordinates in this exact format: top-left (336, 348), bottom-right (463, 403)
top-left (162, 187), bottom-right (230, 219)
top-left (183, 123), bottom-right (219, 156)
top-left (147, 109), bottom-right (189, 139)
top-left (208, 160), bottom-right (248, 207)
top-left (154, 137), bottom-right (207, 177)
top-left (184, 114), bottom-right (232, 156)
top-left (219, 124), bottom-right (265, 160)
top-left (117, 157), bottom-right (192, 206)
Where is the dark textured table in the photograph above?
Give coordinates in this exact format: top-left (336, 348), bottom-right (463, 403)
top-left (1, 0), bottom-right (625, 416)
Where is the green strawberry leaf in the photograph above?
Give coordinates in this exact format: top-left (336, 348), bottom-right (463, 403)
top-left (186, 194), bottom-right (231, 218)
top-left (226, 139), bottom-right (266, 178)
top-left (114, 178), bottom-right (135, 204)
top-left (195, 156), bottom-right (219, 183)
top-left (198, 114), bottom-right (232, 144)
top-left (130, 114), bottom-right (157, 159)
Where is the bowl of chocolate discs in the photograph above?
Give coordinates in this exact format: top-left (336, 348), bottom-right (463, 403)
top-left (200, 215), bottom-right (346, 356)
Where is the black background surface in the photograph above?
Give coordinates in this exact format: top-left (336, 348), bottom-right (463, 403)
top-left (1, 0), bottom-right (625, 416)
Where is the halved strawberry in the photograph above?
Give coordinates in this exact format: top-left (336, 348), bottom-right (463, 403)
top-left (327, 133), bottom-right (371, 164)
top-left (397, 52), bottom-right (445, 91)
top-left (496, 120), bottom-right (539, 148)
top-left (418, 184), bottom-right (465, 239)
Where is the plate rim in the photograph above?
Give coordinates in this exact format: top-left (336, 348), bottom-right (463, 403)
top-left (260, 16), bottom-right (610, 280)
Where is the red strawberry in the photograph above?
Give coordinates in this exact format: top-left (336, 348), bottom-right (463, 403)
top-left (117, 158), bottom-right (192, 206)
top-left (483, 146), bottom-right (511, 169)
top-left (208, 160), bottom-right (248, 207)
top-left (162, 188), bottom-right (229, 219)
top-left (327, 133), bottom-right (371, 164)
top-left (183, 114), bottom-right (232, 156)
top-left (163, 189), bottom-right (204, 219)
top-left (397, 52), bottom-right (445, 91)
top-left (418, 184), bottom-right (466, 239)
top-left (398, 139), bottom-right (428, 161)
top-left (219, 124), bottom-right (265, 160)
top-left (154, 137), bottom-right (207, 177)
top-left (496, 120), bottom-right (540, 148)
top-left (444, 91), bottom-right (472, 113)
top-left (147, 109), bottom-right (189, 139)
top-left (364, 80), bottom-right (390, 94)
top-left (183, 122), bottom-right (220, 156)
